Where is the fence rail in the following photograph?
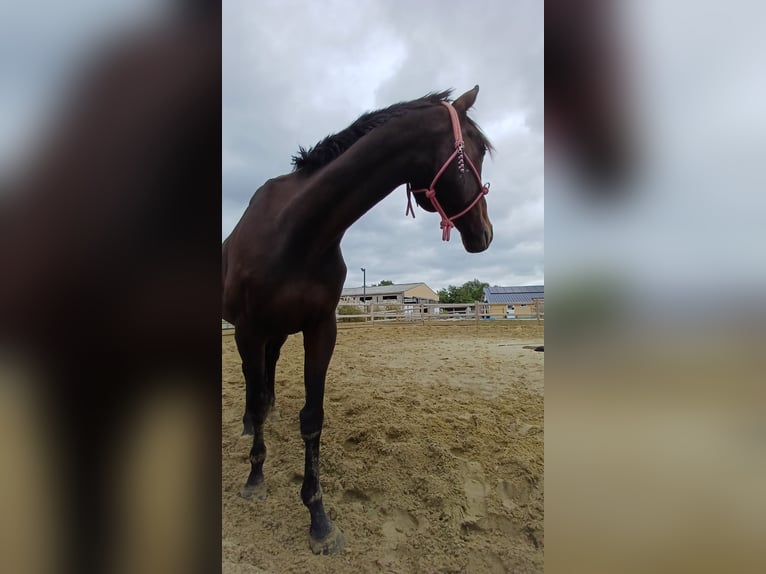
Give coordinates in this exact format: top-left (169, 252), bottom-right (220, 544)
top-left (337, 302), bottom-right (474, 323)
top-left (222, 301), bottom-right (542, 332)
top-left (337, 301), bottom-right (543, 323)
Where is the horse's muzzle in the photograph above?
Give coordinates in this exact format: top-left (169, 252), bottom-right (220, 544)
top-left (462, 223), bottom-right (493, 253)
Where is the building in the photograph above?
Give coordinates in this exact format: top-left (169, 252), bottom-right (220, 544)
top-left (340, 282), bottom-right (439, 306)
top-left (483, 285), bottom-right (544, 319)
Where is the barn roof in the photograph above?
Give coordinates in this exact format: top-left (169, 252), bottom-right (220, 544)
top-left (483, 285), bottom-right (544, 304)
top-left (341, 282), bottom-right (432, 297)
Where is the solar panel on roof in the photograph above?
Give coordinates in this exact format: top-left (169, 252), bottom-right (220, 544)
top-left (485, 285), bottom-right (543, 298)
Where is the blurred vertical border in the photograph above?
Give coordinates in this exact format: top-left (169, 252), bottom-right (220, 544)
top-left (546, 0), bottom-right (766, 572)
top-left (0, 2), bottom-right (221, 574)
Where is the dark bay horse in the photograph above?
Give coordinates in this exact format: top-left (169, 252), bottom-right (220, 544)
top-left (222, 86), bottom-right (494, 554)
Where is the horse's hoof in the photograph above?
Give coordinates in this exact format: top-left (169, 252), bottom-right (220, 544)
top-left (240, 481), bottom-right (267, 501)
top-left (309, 524), bottom-right (345, 555)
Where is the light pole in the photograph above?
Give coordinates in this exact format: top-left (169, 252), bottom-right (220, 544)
top-left (360, 267), bottom-right (366, 320)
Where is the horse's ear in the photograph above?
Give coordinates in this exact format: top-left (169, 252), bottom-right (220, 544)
top-left (452, 85), bottom-right (480, 113)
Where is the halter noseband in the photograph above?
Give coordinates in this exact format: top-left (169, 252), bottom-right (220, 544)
top-left (405, 101), bottom-right (490, 241)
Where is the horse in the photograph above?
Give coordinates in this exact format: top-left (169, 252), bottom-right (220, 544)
top-left (222, 86), bottom-right (494, 554)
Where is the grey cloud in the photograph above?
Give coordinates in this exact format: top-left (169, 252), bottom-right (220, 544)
top-left (224, 0), bottom-right (543, 291)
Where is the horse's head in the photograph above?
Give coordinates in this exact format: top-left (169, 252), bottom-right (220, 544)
top-left (409, 86), bottom-right (494, 253)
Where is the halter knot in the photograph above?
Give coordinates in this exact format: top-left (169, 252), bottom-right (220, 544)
top-left (425, 189), bottom-right (436, 199)
top-left (440, 219), bottom-right (454, 241)
top-left (456, 141), bottom-right (466, 173)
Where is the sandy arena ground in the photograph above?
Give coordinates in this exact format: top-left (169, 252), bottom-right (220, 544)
top-left (222, 321), bottom-right (544, 573)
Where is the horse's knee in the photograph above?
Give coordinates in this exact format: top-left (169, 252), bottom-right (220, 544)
top-left (299, 407), bottom-right (324, 438)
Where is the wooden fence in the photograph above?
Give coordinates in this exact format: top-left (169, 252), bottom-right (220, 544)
top-left (222, 301), bottom-right (543, 332)
top-left (337, 301), bottom-right (544, 324)
top-left (336, 302), bottom-right (479, 323)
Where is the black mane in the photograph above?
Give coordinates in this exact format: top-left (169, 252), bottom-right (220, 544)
top-left (292, 89), bottom-right (486, 173)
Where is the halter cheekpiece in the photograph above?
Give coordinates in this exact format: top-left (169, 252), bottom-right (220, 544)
top-left (405, 101), bottom-right (490, 241)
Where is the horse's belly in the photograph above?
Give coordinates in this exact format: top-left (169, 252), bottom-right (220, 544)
top-left (249, 286), bottom-right (340, 334)
top-left (224, 239), bottom-right (346, 334)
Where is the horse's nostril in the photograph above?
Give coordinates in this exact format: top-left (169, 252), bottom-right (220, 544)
top-left (484, 228), bottom-right (493, 245)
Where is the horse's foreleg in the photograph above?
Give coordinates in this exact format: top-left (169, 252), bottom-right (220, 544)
top-left (235, 329), bottom-right (269, 499)
top-left (300, 315), bottom-right (344, 554)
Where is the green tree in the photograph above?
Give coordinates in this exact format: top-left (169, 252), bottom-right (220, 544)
top-left (378, 279), bottom-right (394, 286)
top-left (437, 279), bottom-right (488, 303)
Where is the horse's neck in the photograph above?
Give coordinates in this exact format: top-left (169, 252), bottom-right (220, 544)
top-left (290, 120), bottom-right (427, 250)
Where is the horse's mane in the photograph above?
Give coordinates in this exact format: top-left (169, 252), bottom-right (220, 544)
top-left (291, 89), bottom-right (492, 174)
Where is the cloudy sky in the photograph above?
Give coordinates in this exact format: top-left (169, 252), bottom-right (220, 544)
top-left (1, 0), bottom-right (543, 295)
top-left (223, 0), bottom-right (544, 292)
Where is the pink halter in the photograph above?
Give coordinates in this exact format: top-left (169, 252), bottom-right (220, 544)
top-left (405, 101), bottom-right (490, 241)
